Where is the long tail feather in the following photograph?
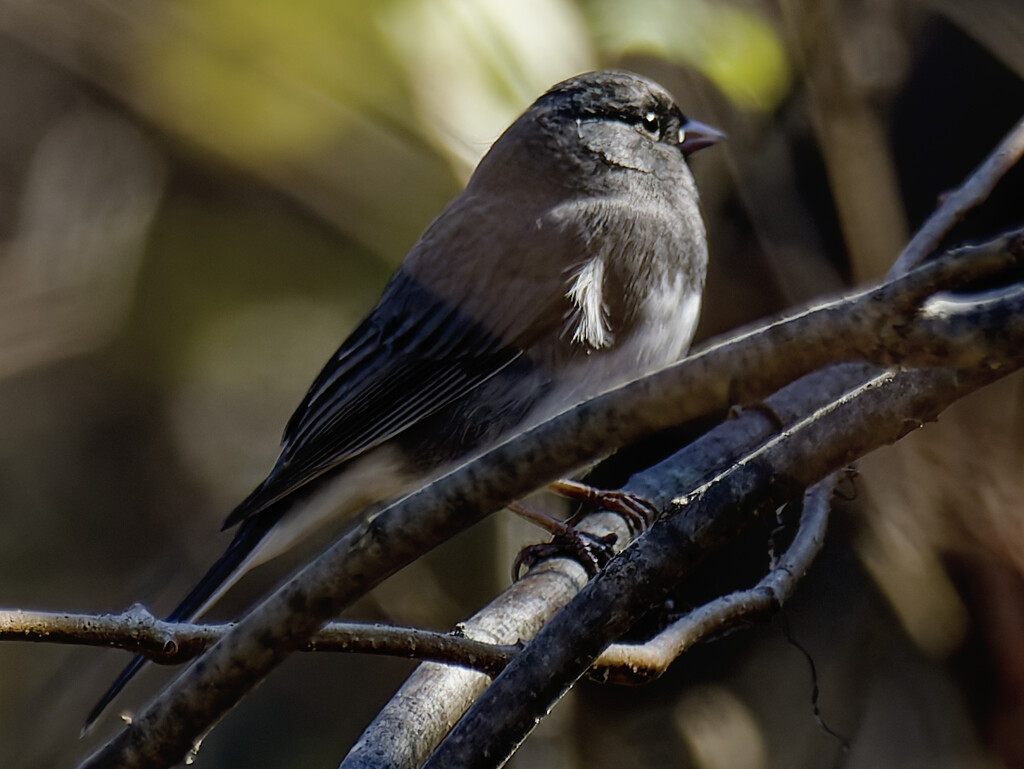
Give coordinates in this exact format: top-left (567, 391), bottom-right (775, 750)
top-left (83, 510), bottom-right (283, 732)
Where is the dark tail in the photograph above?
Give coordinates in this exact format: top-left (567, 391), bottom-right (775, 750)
top-left (83, 510), bottom-right (283, 733)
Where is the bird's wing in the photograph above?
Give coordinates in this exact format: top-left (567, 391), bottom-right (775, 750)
top-left (222, 270), bottom-right (524, 527)
top-left (86, 268), bottom-right (537, 730)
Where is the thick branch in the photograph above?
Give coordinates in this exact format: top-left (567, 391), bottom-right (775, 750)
top-left (341, 112), bottom-right (1024, 768)
top-left (339, 364), bottom-right (873, 769)
top-left (79, 232), bottom-right (1023, 769)
top-left (422, 360), bottom-right (1023, 769)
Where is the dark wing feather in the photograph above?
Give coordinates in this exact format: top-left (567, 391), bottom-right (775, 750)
top-left (223, 270), bottom-right (522, 528)
top-left (85, 273), bottom-right (524, 731)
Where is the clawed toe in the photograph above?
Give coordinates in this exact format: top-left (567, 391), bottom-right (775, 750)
top-left (512, 530), bottom-right (617, 580)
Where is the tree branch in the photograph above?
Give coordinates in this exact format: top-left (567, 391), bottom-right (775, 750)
top-left (422, 360), bottom-right (1023, 769)
top-left (75, 227), bottom-right (1024, 769)
top-left (416, 112), bottom-right (1024, 769)
top-left (0, 608), bottom-right (517, 677)
top-left (591, 473), bottom-right (839, 684)
top-left (889, 114), bottom-right (1024, 276)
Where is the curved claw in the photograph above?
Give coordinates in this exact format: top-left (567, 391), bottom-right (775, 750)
top-left (512, 530), bottom-right (617, 581)
top-left (550, 479), bottom-right (658, 536)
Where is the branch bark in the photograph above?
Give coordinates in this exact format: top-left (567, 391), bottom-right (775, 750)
top-left (421, 361), bottom-right (1023, 769)
top-left (413, 113), bottom-right (1024, 768)
top-left (71, 104), bottom-right (1024, 769)
top-left (74, 225), bottom-right (1024, 769)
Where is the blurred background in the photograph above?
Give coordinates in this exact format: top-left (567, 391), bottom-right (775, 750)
top-left (0, 0), bottom-right (1022, 767)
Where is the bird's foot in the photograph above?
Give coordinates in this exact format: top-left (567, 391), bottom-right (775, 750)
top-left (548, 479), bottom-right (658, 536)
top-left (512, 528), bottom-right (617, 580)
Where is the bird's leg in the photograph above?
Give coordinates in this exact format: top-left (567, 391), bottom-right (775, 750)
top-left (508, 502), bottom-right (616, 580)
top-left (506, 501), bottom-right (573, 537)
top-left (548, 479), bottom-right (658, 535)
top-left (509, 478), bottom-right (660, 580)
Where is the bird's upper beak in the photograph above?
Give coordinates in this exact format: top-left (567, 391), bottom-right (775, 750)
top-left (679, 118), bottom-right (726, 155)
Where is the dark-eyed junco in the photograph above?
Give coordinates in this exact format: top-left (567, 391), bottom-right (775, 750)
top-left (85, 69), bottom-right (721, 728)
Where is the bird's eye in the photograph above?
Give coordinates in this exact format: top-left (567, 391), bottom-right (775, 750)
top-left (642, 110), bottom-right (660, 137)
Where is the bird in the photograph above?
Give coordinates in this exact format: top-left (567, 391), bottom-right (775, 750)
top-left (85, 69), bottom-right (722, 729)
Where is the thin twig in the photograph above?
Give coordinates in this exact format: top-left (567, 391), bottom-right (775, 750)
top-left (0, 609), bottom-right (516, 676)
top-left (592, 474), bottom-right (838, 683)
top-left (889, 114), bottom-right (1024, 277)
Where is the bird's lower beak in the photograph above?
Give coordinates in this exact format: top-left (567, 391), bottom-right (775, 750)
top-left (679, 118), bottom-right (725, 155)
